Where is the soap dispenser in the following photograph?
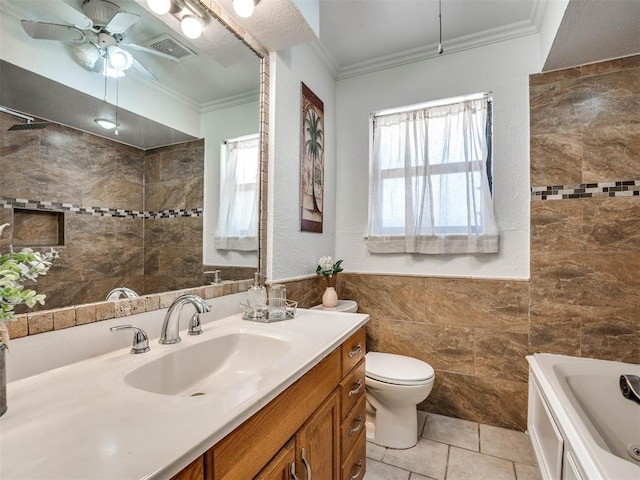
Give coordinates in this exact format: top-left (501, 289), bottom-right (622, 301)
top-left (247, 272), bottom-right (267, 318)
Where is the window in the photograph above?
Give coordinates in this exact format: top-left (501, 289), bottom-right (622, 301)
top-left (367, 94), bottom-right (498, 254)
top-left (214, 134), bottom-right (259, 251)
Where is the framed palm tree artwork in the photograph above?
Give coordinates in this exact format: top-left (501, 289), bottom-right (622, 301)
top-left (300, 82), bottom-right (324, 233)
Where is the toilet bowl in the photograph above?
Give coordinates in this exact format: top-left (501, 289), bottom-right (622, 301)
top-left (365, 352), bottom-right (435, 449)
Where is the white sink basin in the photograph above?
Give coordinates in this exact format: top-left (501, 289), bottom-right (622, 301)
top-left (124, 332), bottom-right (292, 396)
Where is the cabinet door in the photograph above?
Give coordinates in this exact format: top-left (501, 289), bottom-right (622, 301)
top-left (255, 439), bottom-right (297, 480)
top-left (296, 391), bottom-right (340, 480)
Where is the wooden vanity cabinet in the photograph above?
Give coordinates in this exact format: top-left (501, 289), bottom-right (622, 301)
top-left (174, 326), bottom-right (367, 480)
top-left (339, 328), bottom-right (367, 480)
top-left (254, 439), bottom-right (296, 480)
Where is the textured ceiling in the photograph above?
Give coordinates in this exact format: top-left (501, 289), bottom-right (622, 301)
top-left (543, 0), bottom-right (640, 71)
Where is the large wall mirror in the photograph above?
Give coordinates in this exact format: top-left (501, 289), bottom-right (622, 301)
top-left (0, 0), bottom-right (267, 312)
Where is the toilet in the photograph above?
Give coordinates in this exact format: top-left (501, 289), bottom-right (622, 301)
top-left (312, 300), bottom-right (435, 449)
top-left (365, 352), bottom-right (435, 449)
top-left (310, 299), bottom-right (358, 313)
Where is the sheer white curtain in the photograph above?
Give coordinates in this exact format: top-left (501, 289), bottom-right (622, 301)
top-left (214, 134), bottom-right (259, 251)
top-left (367, 96), bottom-right (499, 254)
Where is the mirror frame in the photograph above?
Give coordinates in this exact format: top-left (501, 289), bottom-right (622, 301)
top-left (5, 0), bottom-right (269, 339)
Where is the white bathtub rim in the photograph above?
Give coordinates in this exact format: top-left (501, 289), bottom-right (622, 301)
top-left (527, 353), bottom-right (640, 480)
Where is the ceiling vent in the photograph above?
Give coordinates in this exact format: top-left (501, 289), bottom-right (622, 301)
top-left (144, 34), bottom-right (197, 60)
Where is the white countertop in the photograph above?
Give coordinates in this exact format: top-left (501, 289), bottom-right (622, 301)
top-left (0, 308), bottom-right (369, 479)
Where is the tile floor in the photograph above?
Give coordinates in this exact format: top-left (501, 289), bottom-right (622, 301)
top-left (364, 412), bottom-right (542, 480)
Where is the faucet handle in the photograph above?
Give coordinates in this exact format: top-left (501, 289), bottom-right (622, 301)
top-left (110, 325), bottom-right (150, 354)
top-left (188, 312), bottom-right (203, 336)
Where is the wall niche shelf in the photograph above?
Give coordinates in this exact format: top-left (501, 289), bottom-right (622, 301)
top-left (12, 208), bottom-right (65, 247)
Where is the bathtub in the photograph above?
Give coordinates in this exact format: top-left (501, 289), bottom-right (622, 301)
top-left (527, 353), bottom-right (640, 480)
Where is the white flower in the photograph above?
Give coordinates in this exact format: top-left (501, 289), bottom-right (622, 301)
top-left (319, 256), bottom-right (334, 271)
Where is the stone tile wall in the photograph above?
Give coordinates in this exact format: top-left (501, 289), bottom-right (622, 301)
top-left (338, 274), bottom-right (530, 431)
top-left (0, 113), bottom-right (205, 308)
top-left (529, 55), bottom-right (640, 364)
top-left (0, 117), bottom-right (146, 309)
top-left (144, 140), bottom-right (205, 295)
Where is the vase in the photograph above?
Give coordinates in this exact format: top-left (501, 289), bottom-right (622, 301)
top-left (0, 342), bottom-right (6, 417)
top-left (322, 286), bottom-right (338, 308)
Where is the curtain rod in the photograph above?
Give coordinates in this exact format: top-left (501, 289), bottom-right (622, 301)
top-left (222, 133), bottom-right (260, 144)
top-left (372, 92), bottom-right (492, 118)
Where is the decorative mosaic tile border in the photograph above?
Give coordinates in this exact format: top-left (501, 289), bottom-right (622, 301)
top-left (0, 196), bottom-right (203, 218)
top-left (531, 181), bottom-right (640, 201)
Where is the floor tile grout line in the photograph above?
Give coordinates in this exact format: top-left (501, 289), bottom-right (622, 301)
top-left (443, 444), bottom-right (450, 480)
top-left (369, 437), bottom-right (538, 471)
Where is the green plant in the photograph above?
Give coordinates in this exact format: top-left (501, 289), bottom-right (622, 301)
top-left (0, 243), bottom-right (57, 347)
top-left (316, 256), bottom-right (343, 278)
top-left (0, 248), bottom-right (56, 322)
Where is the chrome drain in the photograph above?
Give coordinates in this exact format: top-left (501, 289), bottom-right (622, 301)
top-left (627, 444), bottom-right (640, 462)
top-left (190, 392), bottom-right (206, 397)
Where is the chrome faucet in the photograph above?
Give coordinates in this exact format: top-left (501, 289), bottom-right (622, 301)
top-left (159, 294), bottom-right (211, 345)
top-left (106, 287), bottom-right (139, 301)
top-left (110, 325), bottom-right (150, 354)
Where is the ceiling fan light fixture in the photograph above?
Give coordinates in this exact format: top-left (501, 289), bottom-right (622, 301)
top-left (73, 43), bottom-right (101, 69)
top-left (107, 45), bottom-right (133, 72)
top-left (95, 118), bottom-right (118, 130)
top-left (147, 0), bottom-right (172, 15)
top-left (181, 15), bottom-right (203, 39)
top-left (232, 0), bottom-right (255, 18)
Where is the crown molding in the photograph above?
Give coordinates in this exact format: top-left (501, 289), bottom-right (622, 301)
top-left (200, 89), bottom-right (260, 113)
top-left (307, 40), bottom-right (340, 79)
top-left (336, 19), bottom-right (539, 80)
top-left (530, 0), bottom-right (550, 31)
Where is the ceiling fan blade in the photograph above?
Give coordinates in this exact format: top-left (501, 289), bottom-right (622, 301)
top-left (46, 1), bottom-right (93, 29)
top-left (130, 58), bottom-right (158, 81)
top-left (120, 43), bottom-right (180, 62)
top-left (21, 21), bottom-right (85, 43)
top-left (105, 12), bottom-right (140, 34)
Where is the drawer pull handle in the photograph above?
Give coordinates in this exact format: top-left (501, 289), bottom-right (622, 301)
top-left (350, 459), bottom-right (363, 480)
top-left (301, 447), bottom-right (311, 480)
top-left (348, 415), bottom-right (363, 436)
top-left (290, 462), bottom-right (299, 480)
top-left (348, 343), bottom-right (362, 358)
top-left (348, 379), bottom-right (363, 397)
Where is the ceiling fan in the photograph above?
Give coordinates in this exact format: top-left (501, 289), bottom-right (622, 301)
top-left (20, 0), bottom-right (179, 80)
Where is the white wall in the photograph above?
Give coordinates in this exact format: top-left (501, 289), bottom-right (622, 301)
top-left (202, 100), bottom-right (260, 267)
top-left (268, 44), bottom-right (337, 281)
top-left (334, 35), bottom-right (541, 280)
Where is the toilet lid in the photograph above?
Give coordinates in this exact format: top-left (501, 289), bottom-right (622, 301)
top-left (366, 352), bottom-right (434, 386)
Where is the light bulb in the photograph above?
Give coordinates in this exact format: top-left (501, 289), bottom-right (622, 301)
top-left (232, 0), bottom-right (255, 18)
top-left (181, 15), bottom-right (202, 39)
top-left (146, 0), bottom-right (171, 15)
top-left (95, 118), bottom-right (117, 130)
top-left (107, 46), bottom-right (133, 72)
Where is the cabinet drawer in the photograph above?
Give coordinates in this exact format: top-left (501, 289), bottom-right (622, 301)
top-left (341, 431), bottom-right (366, 480)
top-left (342, 327), bottom-right (366, 377)
top-left (340, 359), bottom-right (365, 420)
top-left (341, 395), bottom-right (366, 460)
